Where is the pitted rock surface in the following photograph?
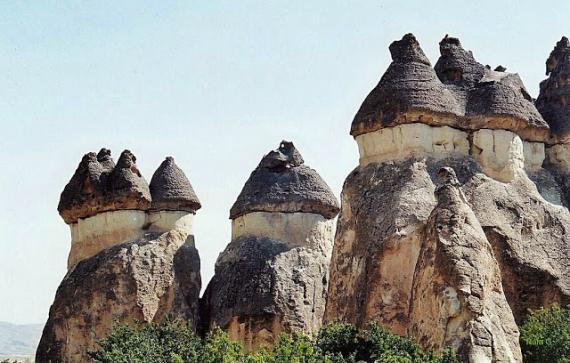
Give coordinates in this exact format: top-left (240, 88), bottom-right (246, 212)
top-left (351, 34), bottom-right (549, 142)
top-left (201, 235), bottom-right (331, 350)
top-left (58, 149), bottom-right (151, 224)
top-left (229, 141), bottom-right (339, 219)
top-left (36, 230), bottom-right (201, 363)
top-left (537, 36), bottom-right (570, 142)
top-left (150, 157), bottom-right (201, 212)
top-left (326, 156), bottom-right (570, 357)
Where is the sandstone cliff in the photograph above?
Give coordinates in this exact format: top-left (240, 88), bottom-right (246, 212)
top-left (202, 141), bottom-right (339, 350)
top-left (36, 153), bottom-right (202, 363)
top-left (326, 34), bottom-right (570, 362)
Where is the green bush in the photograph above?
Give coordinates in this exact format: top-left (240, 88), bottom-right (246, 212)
top-left (89, 319), bottom-right (457, 363)
top-left (520, 305), bottom-right (570, 363)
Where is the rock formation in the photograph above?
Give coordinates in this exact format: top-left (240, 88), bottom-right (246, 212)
top-left (202, 141), bottom-right (339, 351)
top-left (36, 152), bottom-right (202, 363)
top-left (326, 34), bottom-right (570, 362)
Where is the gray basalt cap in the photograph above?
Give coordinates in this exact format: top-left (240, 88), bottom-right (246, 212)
top-left (351, 33), bottom-right (461, 137)
top-left (537, 36), bottom-right (570, 143)
top-left (149, 157), bottom-right (201, 212)
top-left (352, 34), bottom-right (549, 142)
top-left (58, 149), bottom-right (151, 224)
top-left (229, 141), bottom-right (340, 220)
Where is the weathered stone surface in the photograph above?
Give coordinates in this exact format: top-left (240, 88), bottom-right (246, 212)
top-left (351, 34), bottom-right (549, 142)
top-left (58, 149), bottom-right (151, 224)
top-left (351, 34), bottom-right (461, 137)
top-left (202, 233), bottom-right (333, 351)
top-left (409, 167), bottom-right (521, 362)
top-left (537, 36), bottom-right (570, 143)
top-left (150, 157), bottom-right (201, 213)
top-left (204, 142), bottom-right (338, 350)
top-left (229, 141), bottom-right (339, 219)
top-left (36, 230), bottom-right (201, 363)
top-left (325, 156), bottom-right (570, 356)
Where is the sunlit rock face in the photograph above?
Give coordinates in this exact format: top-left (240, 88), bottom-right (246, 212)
top-left (202, 141), bottom-right (339, 351)
top-left (37, 154), bottom-right (202, 363)
top-left (326, 34), bottom-right (570, 363)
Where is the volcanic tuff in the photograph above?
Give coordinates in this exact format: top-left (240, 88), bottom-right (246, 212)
top-left (37, 33), bottom-right (570, 363)
top-left (202, 141), bottom-right (339, 350)
top-left (37, 153), bottom-right (202, 363)
top-left (326, 34), bottom-right (570, 362)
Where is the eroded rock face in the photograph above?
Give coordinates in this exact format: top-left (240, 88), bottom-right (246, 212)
top-left (36, 230), bottom-right (201, 363)
top-left (537, 36), bottom-right (570, 143)
top-left (409, 167), bottom-right (520, 362)
top-left (203, 141), bottom-right (338, 350)
top-left (351, 34), bottom-right (549, 142)
top-left (38, 152), bottom-right (202, 362)
top-left (150, 157), bottom-right (201, 213)
top-left (325, 155), bottom-right (570, 360)
top-left (58, 149), bottom-right (151, 224)
top-left (230, 141), bottom-right (340, 220)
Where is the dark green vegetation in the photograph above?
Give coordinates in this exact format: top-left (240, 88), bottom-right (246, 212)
top-left (89, 305), bottom-right (570, 363)
top-left (520, 305), bottom-right (570, 363)
top-left (89, 320), bottom-right (458, 363)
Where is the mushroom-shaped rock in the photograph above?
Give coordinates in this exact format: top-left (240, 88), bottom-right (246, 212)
top-left (537, 36), bottom-right (570, 142)
top-left (434, 35), bottom-right (548, 141)
top-left (150, 157), bottom-right (201, 212)
top-left (203, 141), bottom-right (339, 350)
top-left (106, 150), bottom-right (151, 210)
top-left (58, 151), bottom-right (109, 224)
top-left (351, 33), bottom-right (461, 137)
top-left (58, 149), bottom-right (150, 224)
top-left (229, 141), bottom-right (339, 219)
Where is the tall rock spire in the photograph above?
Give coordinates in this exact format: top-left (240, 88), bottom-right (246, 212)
top-left (203, 141), bottom-right (339, 350)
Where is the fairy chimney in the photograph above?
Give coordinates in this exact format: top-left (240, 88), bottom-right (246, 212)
top-left (202, 141), bottom-right (339, 351)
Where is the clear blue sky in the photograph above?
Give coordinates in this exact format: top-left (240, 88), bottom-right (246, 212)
top-left (0, 1), bottom-right (567, 324)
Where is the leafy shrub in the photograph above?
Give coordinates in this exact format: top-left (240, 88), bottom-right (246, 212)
top-left (520, 305), bottom-right (570, 363)
top-left (89, 319), bottom-right (457, 363)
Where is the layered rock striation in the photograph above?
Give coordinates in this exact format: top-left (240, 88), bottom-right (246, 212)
top-left (326, 34), bottom-right (570, 362)
top-left (37, 152), bottom-right (202, 363)
top-left (202, 141), bottom-right (339, 351)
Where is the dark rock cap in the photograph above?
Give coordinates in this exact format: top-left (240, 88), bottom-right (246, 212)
top-left (58, 149), bottom-right (151, 224)
top-left (351, 34), bottom-right (461, 137)
top-left (537, 36), bottom-right (570, 142)
top-left (229, 141), bottom-right (340, 219)
top-left (352, 34), bottom-right (549, 142)
top-left (149, 157), bottom-right (201, 212)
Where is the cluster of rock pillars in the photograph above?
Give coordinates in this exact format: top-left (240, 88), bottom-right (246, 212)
top-left (37, 34), bottom-right (570, 363)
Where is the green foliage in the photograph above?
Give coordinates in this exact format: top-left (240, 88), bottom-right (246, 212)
top-left (90, 319), bottom-right (457, 363)
top-left (316, 322), bottom-right (458, 363)
top-left (520, 305), bottom-right (570, 363)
